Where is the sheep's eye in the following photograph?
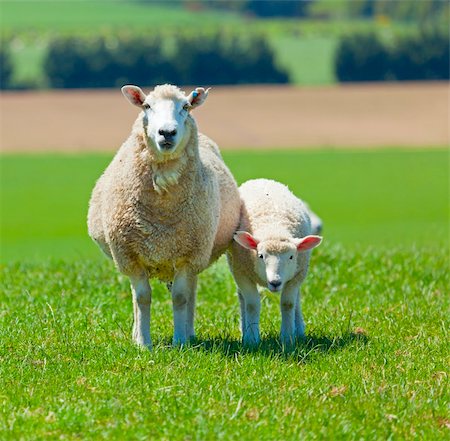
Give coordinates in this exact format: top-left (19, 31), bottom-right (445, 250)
top-left (258, 254), bottom-right (264, 259)
top-left (182, 103), bottom-right (190, 111)
top-left (143, 103), bottom-right (151, 110)
top-left (289, 255), bottom-right (294, 260)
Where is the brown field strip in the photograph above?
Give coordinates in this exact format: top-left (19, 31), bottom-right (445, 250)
top-left (0, 82), bottom-right (448, 152)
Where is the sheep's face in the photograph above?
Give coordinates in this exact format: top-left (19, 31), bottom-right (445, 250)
top-left (142, 97), bottom-right (191, 155)
top-left (122, 84), bottom-right (210, 158)
top-left (234, 232), bottom-right (322, 293)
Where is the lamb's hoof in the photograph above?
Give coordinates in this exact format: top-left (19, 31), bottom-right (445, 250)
top-left (295, 333), bottom-right (306, 343)
top-left (242, 336), bottom-right (261, 348)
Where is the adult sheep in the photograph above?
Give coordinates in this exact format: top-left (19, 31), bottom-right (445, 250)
top-left (88, 84), bottom-right (240, 349)
top-left (227, 179), bottom-right (322, 346)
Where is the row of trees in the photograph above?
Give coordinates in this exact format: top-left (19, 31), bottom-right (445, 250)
top-left (335, 30), bottom-right (449, 82)
top-left (1, 29), bottom-right (448, 90)
top-left (43, 33), bottom-right (289, 89)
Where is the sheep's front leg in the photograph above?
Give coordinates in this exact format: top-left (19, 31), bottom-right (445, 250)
top-left (280, 281), bottom-right (300, 347)
top-left (294, 289), bottom-right (306, 340)
top-left (235, 274), bottom-right (261, 346)
top-left (130, 275), bottom-right (152, 349)
top-left (172, 269), bottom-right (197, 346)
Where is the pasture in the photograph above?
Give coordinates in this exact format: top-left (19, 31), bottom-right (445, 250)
top-left (1, 149), bottom-right (448, 439)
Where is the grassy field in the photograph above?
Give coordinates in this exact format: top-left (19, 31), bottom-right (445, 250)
top-left (0, 1), bottom-right (241, 31)
top-left (1, 149), bottom-right (449, 439)
top-left (0, 149), bottom-right (448, 262)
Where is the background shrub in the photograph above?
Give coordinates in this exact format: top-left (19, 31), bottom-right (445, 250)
top-left (0, 41), bottom-right (14, 89)
top-left (334, 33), bottom-right (390, 82)
top-left (390, 31), bottom-right (449, 81)
top-left (335, 29), bottom-right (449, 82)
top-left (172, 33), bottom-right (289, 85)
top-left (44, 35), bottom-right (177, 88)
top-left (43, 32), bottom-right (288, 89)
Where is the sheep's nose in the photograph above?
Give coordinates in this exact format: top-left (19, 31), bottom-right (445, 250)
top-left (158, 128), bottom-right (177, 139)
top-left (268, 280), bottom-right (282, 290)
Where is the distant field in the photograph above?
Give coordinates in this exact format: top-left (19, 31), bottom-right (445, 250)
top-left (2, 84), bottom-right (448, 151)
top-left (2, 0), bottom-right (416, 87)
top-left (0, 1), bottom-right (241, 31)
top-left (0, 149), bottom-right (448, 262)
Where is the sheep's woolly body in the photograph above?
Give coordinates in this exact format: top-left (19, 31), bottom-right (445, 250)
top-left (87, 86), bottom-right (240, 282)
top-left (228, 178), bottom-right (312, 286)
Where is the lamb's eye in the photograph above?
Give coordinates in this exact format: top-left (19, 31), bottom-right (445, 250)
top-left (182, 103), bottom-right (190, 111)
top-left (258, 254), bottom-right (264, 259)
top-left (289, 255), bottom-right (293, 260)
top-left (143, 103), bottom-right (151, 110)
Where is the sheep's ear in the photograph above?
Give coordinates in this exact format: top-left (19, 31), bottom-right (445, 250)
top-left (187, 87), bottom-right (211, 110)
top-left (122, 85), bottom-right (147, 107)
top-left (234, 231), bottom-right (259, 250)
top-left (294, 235), bottom-right (322, 251)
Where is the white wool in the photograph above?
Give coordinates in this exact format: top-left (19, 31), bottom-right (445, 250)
top-left (227, 178), bottom-right (322, 347)
top-left (87, 84), bottom-right (240, 349)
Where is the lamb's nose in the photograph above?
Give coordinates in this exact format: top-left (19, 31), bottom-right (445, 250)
top-left (158, 128), bottom-right (177, 139)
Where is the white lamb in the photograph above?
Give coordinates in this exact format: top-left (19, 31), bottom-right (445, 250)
top-left (227, 179), bottom-right (322, 346)
top-left (87, 84), bottom-right (240, 349)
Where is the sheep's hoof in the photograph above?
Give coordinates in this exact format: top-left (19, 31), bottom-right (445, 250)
top-left (134, 339), bottom-right (153, 351)
top-left (172, 336), bottom-right (187, 347)
top-left (280, 335), bottom-right (296, 351)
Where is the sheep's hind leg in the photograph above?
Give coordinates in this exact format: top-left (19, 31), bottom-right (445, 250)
top-left (130, 274), bottom-right (152, 349)
top-left (186, 278), bottom-right (197, 341)
top-left (172, 269), bottom-right (197, 346)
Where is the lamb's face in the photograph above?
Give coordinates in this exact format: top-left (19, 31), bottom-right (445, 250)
top-left (255, 240), bottom-right (298, 293)
top-left (233, 231), bottom-right (323, 293)
top-left (122, 84), bottom-right (210, 158)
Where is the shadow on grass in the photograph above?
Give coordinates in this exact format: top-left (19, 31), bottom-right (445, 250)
top-left (184, 332), bottom-right (369, 363)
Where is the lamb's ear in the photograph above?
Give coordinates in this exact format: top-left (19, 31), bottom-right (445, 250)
top-left (187, 87), bottom-right (211, 110)
top-left (294, 235), bottom-right (322, 251)
top-left (234, 231), bottom-right (259, 250)
top-left (122, 85), bottom-right (147, 107)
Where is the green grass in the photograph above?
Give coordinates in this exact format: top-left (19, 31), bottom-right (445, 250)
top-left (270, 34), bottom-right (338, 85)
top-left (1, 247), bottom-right (448, 439)
top-left (1, 149), bottom-right (449, 438)
top-left (0, 0), bottom-right (241, 32)
top-left (1, 149), bottom-right (448, 262)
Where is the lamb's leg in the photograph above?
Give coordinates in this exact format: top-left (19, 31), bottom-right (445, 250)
top-left (280, 281), bottom-right (300, 347)
top-left (235, 274), bottom-right (261, 346)
top-left (294, 289), bottom-right (306, 340)
top-left (130, 275), bottom-right (152, 349)
top-left (237, 290), bottom-right (246, 338)
top-left (172, 269), bottom-right (197, 346)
